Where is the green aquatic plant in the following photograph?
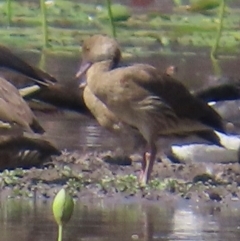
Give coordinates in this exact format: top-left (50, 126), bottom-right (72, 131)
top-left (181, 0), bottom-right (226, 63)
top-left (0, 168), bottom-right (25, 187)
top-left (115, 174), bottom-right (138, 193)
top-left (185, 0), bottom-right (226, 59)
top-left (148, 178), bottom-right (174, 190)
top-left (52, 188), bottom-right (74, 241)
top-left (211, 0), bottom-right (225, 59)
top-left (39, 50), bottom-right (47, 70)
top-left (6, 0), bottom-right (12, 26)
top-left (100, 3), bottom-right (131, 22)
top-left (0, 0), bottom-right (238, 56)
top-left (106, 0), bottom-right (116, 37)
top-left (211, 57), bottom-right (222, 76)
top-left (173, 0), bottom-right (183, 7)
top-left (40, 0), bottom-right (49, 47)
top-left (187, 0), bottom-right (221, 12)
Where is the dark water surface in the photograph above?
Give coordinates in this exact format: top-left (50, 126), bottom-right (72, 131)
top-left (1, 199), bottom-right (240, 241)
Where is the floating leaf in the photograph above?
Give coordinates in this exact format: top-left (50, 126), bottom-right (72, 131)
top-left (187, 0), bottom-right (221, 12)
top-left (98, 4), bottom-right (131, 22)
top-left (173, 0), bottom-right (183, 7)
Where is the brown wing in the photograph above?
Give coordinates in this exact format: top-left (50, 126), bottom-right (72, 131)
top-left (130, 64), bottom-right (225, 133)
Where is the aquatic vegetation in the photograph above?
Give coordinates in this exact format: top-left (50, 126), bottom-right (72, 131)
top-left (100, 3), bottom-right (131, 22)
top-left (0, 0), bottom-right (238, 58)
top-left (187, 0), bottom-right (221, 12)
top-left (6, 0), bottom-right (12, 25)
top-left (0, 168), bottom-right (25, 186)
top-left (105, 0), bottom-right (116, 37)
top-left (148, 178), bottom-right (186, 192)
top-left (211, 0), bottom-right (225, 59)
top-left (173, 0), bottom-right (183, 7)
top-left (97, 174), bottom-right (139, 195)
top-left (177, 0), bottom-right (228, 62)
top-left (115, 174), bottom-right (138, 193)
top-left (97, 174), bottom-right (191, 195)
top-left (180, 0), bottom-right (228, 60)
top-left (52, 188), bottom-right (74, 241)
top-left (40, 0), bottom-right (48, 47)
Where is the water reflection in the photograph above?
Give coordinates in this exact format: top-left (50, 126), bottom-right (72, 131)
top-left (1, 199), bottom-right (240, 241)
top-left (36, 112), bottom-right (120, 151)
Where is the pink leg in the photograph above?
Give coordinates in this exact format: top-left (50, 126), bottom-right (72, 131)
top-left (139, 144), bottom-right (157, 186)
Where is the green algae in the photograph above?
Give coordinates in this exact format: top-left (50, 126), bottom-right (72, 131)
top-left (0, 1), bottom-right (239, 57)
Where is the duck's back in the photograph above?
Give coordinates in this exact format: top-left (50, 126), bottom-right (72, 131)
top-left (0, 77), bottom-right (44, 133)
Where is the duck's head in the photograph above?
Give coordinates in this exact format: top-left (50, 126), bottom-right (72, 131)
top-left (76, 35), bottom-right (121, 85)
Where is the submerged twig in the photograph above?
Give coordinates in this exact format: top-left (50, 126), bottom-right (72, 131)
top-left (211, 57), bottom-right (222, 76)
top-left (106, 0), bottom-right (116, 38)
top-left (39, 50), bottom-right (46, 70)
top-left (211, 0), bottom-right (225, 60)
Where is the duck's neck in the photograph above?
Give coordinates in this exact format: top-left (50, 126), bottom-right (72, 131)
top-left (89, 60), bottom-right (113, 74)
top-left (86, 60), bottom-right (113, 100)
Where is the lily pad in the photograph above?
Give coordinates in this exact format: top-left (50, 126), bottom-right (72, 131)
top-left (187, 0), bottom-right (221, 12)
top-left (98, 4), bottom-right (131, 22)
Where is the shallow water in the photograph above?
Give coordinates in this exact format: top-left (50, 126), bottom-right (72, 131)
top-left (1, 199), bottom-right (240, 241)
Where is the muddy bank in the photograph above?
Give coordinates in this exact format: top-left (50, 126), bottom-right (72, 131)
top-left (1, 149), bottom-right (240, 205)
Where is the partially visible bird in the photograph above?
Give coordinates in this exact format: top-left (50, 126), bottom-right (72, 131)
top-left (0, 132), bottom-right (60, 170)
top-left (0, 45), bottom-right (90, 115)
top-left (0, 76), bottom-right (60, 169)
top-left (0, 46), bottom-right (62, 168)
top-left (0, 76), bottom-right (44, 134)
top-left (194, 77), bottom-right (240, 102)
